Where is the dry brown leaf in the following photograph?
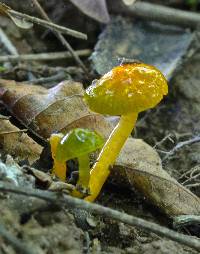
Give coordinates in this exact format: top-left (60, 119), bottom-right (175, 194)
top-left (114, 138), bottom-right (200, 217)
top-left (69, 0), bottom-right (110, 23)
top-left (0, 79), bottom-right (113, 141)
top-left (0, 116), bottom-right (42, 163)
top-left (0, 79), bottom-right (200, 217)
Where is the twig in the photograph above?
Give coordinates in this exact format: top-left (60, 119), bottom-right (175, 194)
top-left (173, 215), bottom-right (200, 228)
top-left (0, 28), bottom-right (18, 55)
top-left (0, 115), bottom-right (10, 120)
top-left (31, 0), bottom-right (88, 74)
top-left (184, 183), bottom-right (200, 189)
top-left (0, 49), bottom-right (91, 62)
top-left (24, 72), bottom-right (68, 87)
top-left (0, 224), bottom-right (35, 254)
top-left (110, 1), bottom-right (200, 28)
top-left (0, 129), bottom-right (27, 135)
top-left (0, 183), bottom-right (200, 251)
top-left (182, 172), bottom-right (200, 186)
top-left (8, 9), bottom-right (87, 40)
top-left (15, 64), bottom-right (83, 76)
top-left (153, 133), bottom-right (174, 149)
top-left (163, 136), bottom-right (200, 161)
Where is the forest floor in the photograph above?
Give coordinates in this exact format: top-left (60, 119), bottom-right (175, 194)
top-left (0, 1), bottom-right (200, 253)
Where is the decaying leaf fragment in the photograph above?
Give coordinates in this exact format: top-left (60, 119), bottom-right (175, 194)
top-left (69, 0), bottom-right (110, 23)
top-left (0, 79), bottom-right (200, 217)
top-left (114, 138), bottom-right (200, 217)
top-left (0, 116), bottom-right (42, 163)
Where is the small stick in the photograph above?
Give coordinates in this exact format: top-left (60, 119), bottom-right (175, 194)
top-left (8, 9), bottom-right (87, 40)
top-left (0, 28), bottom-right (18, 55)
top-left (184, 183), bottom-right (200, 188)
top-left (153, 133), bottom-right (174, 149)
top-left (111, 1), bottom-right (200, 28)
top-left (0, 183), bottom-right (200, 251)
top-left (24, 72), bottom-right (66, 86)
top-left (173, 215), bottom-right (200, 228)
top-left (0, 115), bottom-right (10, 120)
top-left (31, 0), bottom-right (88, 73)
top-left (163, 136), bottom-right (200, 161)
top-left (182, 172), bottom-right (200, 185)
top-left (0, 129), bottom-right (27, 135)
top-left (0, 224), bottom-right (35, 254)
top-left (0, 49), bottom-right (91, 62)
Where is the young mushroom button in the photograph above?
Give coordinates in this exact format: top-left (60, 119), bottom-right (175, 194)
top-left (50, 128), bottom-right (104, 195)
top-left (84, 63), bottom-right (168, 202)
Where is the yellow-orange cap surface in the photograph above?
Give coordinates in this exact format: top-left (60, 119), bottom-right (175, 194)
top-left (85, 63), bottom-right (168, 115)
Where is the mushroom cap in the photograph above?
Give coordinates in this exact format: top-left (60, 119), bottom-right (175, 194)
top-left (85, 63), bottom-right (168, 115)
top-left (55, 128), bottom-right (104, 162)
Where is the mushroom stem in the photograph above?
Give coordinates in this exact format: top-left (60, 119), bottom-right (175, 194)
top-left (50, 133), bottom-right (67, 181)
top-left (77, 154), bottom-right (90, 188)
top-left (52, 161), bottom-right (67, 181)
top-left (72, 154), bottom-right (90, 198)
top-left (85, 112), bottom-right (138, 202)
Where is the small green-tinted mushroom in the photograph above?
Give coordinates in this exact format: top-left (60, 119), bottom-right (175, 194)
top-left (50, 128), bottom-right (104, 195)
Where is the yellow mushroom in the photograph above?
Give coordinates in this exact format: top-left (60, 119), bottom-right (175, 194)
top-left (84, 63), bottom-right (168, 202)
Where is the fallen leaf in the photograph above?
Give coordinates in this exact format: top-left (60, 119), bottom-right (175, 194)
top-left (0, 79), bottom-right (113, 141)
top-left (0, 116), bottom-right (42, 164)
top-left (114, 138), bottom-right (200, 217)
top-left (69, 0), bottom-right (110, 23)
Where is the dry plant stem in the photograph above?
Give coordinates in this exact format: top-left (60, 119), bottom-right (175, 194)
top-left (173, 215), bottom-right (200, 228)
top-left (31, 0), bottom-right (88, 73)
top-left (0, 183), bottom-right (200, 251)
top-left (163, 136), bottom-right (200, 161)
top-left (185, 183), bottom-right (200, 188)
top-left (8, 9), bottom-right (87, 40)
top-left (25, 73), bottom-right (67, 86)
top-left (0, 224), bottom-right (35, 254)
top-left (153, 133), bottom-right (174, 149)
top-left (111, 1), bottom-right (200, 28)
top-left (0, 49), bottom-right (91, 63)
top-left (85, 113), bottom-right (138, 202)
top-left (182, 172), bottom-right (200, 185)
top-left (0, 28), bottom-right (18, 55)
top-left (0, 115), bottom-right (10, 120)
top-left (0, 129), bottom-right (27, 135)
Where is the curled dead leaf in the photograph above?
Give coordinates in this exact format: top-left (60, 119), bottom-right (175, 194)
top-left (0, 116), bottom-right (42, 163)
top-left (69, 0), bottom-right (110, 23)
top-left (0, 79), bottom-right (113, 141)
top-left (114, 138), bottom-right (200, 217)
